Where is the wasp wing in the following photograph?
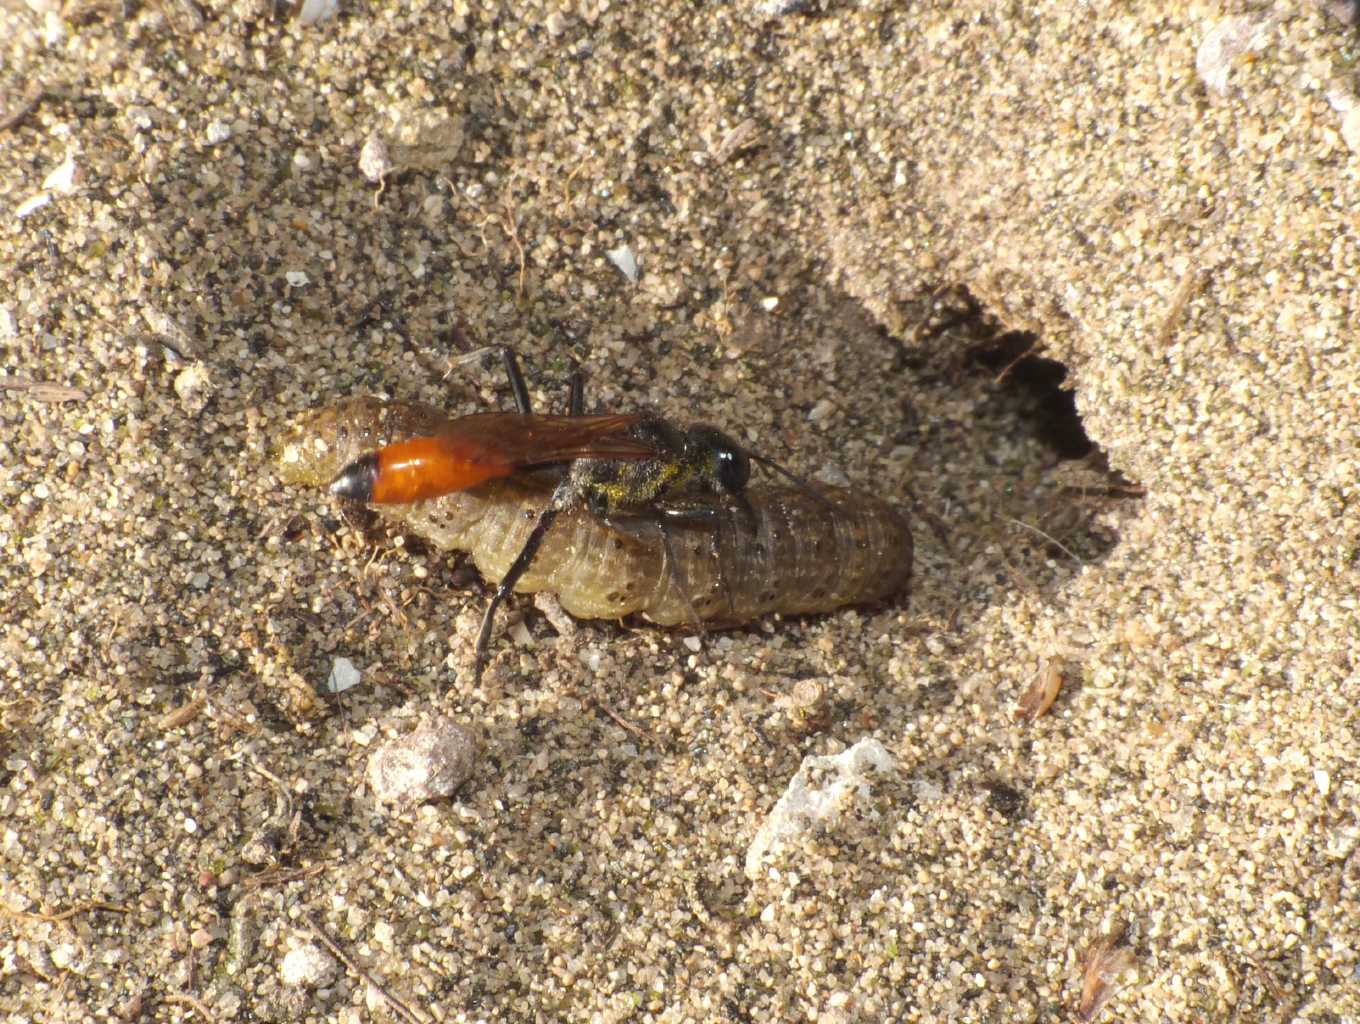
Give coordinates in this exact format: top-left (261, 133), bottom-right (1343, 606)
top-left (434, 412), bottom-right (660, 468)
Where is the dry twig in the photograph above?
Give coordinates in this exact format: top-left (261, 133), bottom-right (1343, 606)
top-left (163, 991), bottom-right (217, 1023)
top-left (2, 900), bottom-right (129, 923)
top-left (303, 913), bottom-right (430, 1024)
top-left (0, 377), bottom-right (88, 403)
top-left (0, 83), bottom-right (44, 132)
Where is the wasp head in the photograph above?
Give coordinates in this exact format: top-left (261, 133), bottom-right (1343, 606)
top-left (686, 425), bottom-right (750, 495)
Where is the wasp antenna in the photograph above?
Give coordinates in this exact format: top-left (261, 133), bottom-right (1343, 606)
top-left (749, 453), bottom-right (838, 511)
top-left (566, 360), bottom-right (584, 416)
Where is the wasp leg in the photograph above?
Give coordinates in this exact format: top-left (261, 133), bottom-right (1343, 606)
top-left (600, 504), bottom-right (737, 627)
top-left (499, 346), bottom-right (534, 415)
top-left (728, 491), bottom-right (758, 538)
top-left (654, 500), bottom-right (754, 625)
top-left (656, 520), bottom-right (708, 639)
top-left (603, 503), bottom-right (724, 533)
top-left (567, 360), bottom-right (584, 417)
top-left (654, 499), bottom-right (751, 620)
top-left (706, 505), bottom-right (740, 621)
top-left (503, 347), bottom-right (585, 417)
top-left (600, 511), bottom-right (710, 635)
top-left (472, 479), bottom-right (575, 685)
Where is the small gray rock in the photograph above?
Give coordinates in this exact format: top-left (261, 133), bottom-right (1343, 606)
top-left (367, 718), bottom-right (478, 808)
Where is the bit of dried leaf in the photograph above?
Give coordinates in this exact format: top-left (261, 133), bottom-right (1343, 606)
top-left (158, 695), bottom-right (208, 731)
top-left (711, 118), bottom-right (762, 163)
top-left (1075, 921), bottom-right (1135, 1022)
top-left (1015, 659), bottom-right (1064, 722)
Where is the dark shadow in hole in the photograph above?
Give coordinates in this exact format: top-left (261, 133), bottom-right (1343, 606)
top-left (966, 329), bottom-right (1094, 462)
top-left (889, 284), bottom-right (1143, 571)
top-left (907, 284), bottom-right (1097, 463)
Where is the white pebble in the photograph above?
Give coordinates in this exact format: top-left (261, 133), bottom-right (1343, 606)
top-left (746, 739), bottom-right (896, 878)
top-left (1314, 769), bottom-right (1332, 797)
top-left (325, 657), bottom-right (362, 694)
top-left (606, 245), bottom-right (640, 283)
top-left (1196, 16), bottom-right (1271, 96)
top-left (294, 0), bottom-right (338, 27)
top-left (1341, 107), bottom-right (1360, 155)
top-left (359, 132), bottom-right (393, 183)
top-left (15, 192), bottom-right (53, 219)
top-left (808, 398), bottom-right (835, 423)
top-left (280, 944), bottom-right (337, 988)
top-left (42, 154), bottom-right (79, 194)
top-left (43, 9), bottom-right (66, 46)
top-left (51, 942), bottom-right (80, 970)
top-left (173, 362), bottom-right (214, 415)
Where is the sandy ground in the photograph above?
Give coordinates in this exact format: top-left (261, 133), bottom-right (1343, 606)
top-left (2, 1), bottom-right (1357, 1020)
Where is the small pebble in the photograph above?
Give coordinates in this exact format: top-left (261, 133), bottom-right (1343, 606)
top-left (606, 244), bottom-right (640, 283)
top-left (359, 132), bottom-right (393, 184)
top-left (173, 363), bottom-right (213, 415)
top-left (1196, 16), bottom-right (1271, 96)
top-left (204, 120), bottom-right (232, 145)
top-left (294, 0), bottom-right (338, 27)
top-left (746, 739), bottom-right (896, 878)
top-left (326, 657), bottom-right (362, 694)
top-left (367, 717), bottom-right (478, 807)
top-left (280, 944), bottom-right (337, 988)
top-left (15, 192), bottom-right (53, 219)
top-left (42, 154), bottom-right (79, 194)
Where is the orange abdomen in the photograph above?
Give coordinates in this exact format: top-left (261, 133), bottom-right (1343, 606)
top-left (368, 435), bottom-right (514, 503)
